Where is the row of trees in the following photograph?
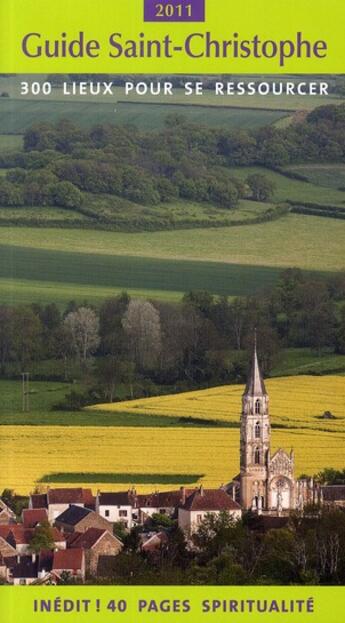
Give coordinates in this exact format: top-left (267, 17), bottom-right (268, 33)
top-left (1, 103), bottom-right (343, 211)
top-left (94, 508), bottom-right (345, 585)
top-left (0, 269), bottom-right (344, 401)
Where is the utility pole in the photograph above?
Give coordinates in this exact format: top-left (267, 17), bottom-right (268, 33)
top-left (22, 372), bottom-right (30, 412)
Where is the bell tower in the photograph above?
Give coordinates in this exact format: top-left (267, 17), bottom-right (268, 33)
top-left (240, 333), bottom-right (271, 511)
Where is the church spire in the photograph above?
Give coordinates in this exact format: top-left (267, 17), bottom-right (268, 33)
top-left (244, 330), bottom-right (267, 397)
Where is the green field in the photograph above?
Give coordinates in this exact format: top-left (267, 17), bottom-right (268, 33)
top-left (0, 243), bottom-right (287, 301)
top-left (0, 210), bottom-right (344, 304)
top-left (284, 163), bottom-right (345, 190)
top-left (0, 99), bottom-right (287, 133)
top-left (1, 213), bottom-right (344, 270)
top-left (0, 196), bottom-right (280, 230)
top-left (271, 348), bottom-right (345, 377)
top-left (0, 379), bottom-right (231, 428)
top-left (228, 166), bottom-right (345, 207)
top-left (0, 134), bottom-right (23, 150)
top-left (0, 206), bottom-right (90, 224)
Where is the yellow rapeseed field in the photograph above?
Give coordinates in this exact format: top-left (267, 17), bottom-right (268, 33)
top-left (89, 375), bottom-right (345, 432)
top-left (2, 426), bottom-right (345, 495)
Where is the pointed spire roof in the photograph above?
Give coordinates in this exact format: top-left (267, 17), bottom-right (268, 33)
top-left (244, 331), bottom-right (267, 396)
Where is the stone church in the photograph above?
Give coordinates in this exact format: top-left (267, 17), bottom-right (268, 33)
top-left (230, 337), bottom-right (314, 514)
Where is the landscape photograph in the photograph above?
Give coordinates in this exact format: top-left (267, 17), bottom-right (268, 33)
top-left (0, 73), bottom-right (345, 585)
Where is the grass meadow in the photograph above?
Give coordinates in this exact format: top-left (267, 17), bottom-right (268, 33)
top-left (0, 99), bottom-right (287, 133)
top-left (227, 166), bottom-right (345, 207)
top-left (284, 163), bottom-right (345, 190)
top-left (1, 213), bottom-right (344, 267)
top-left (0, 209), bottom-right (344, 304)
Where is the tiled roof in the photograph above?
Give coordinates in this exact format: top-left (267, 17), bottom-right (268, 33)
top-left (142, 531), bottom-right (169, 551)
top-left (30, 494), bottom-right (48, 509)
top-left (7, 527), bottom-right (35, 545)
top-left (322, 485), bottom-right (345, 501)
top-left (69, 528), bottom-right (107, 549)
top-left (66, 532), bottom-right (83, 547)
top-left (55, 505), bottom-right (91, 525)
top-left (53, 548), bottom-right (83, 571)
top-left (181, 488), bottom-right (241, 512)
top-left (98, 492), bottom-right (132, 506)
top-left (0, 525), bottom-right (15, 540)
top-left (0, 499), bottom-right (15, 516)
top-left (22, 509), bottom-right (48, 528)
top-left (48, 488), bottom-right (92, 505)
top-left (7, 525), bottom-right (64, 545)
top-left (135, 490), bottom-right (192, 509)
top-left (51, 527), bottom-right (66, 542)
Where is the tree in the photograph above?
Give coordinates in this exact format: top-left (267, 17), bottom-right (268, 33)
top-left (122, 299), bottom-right (162, 370)
top-left (50, 181), bottom-right (83, 209)
top-left (335, 307), bottom-right (345, 354)
top-left (246, 174), bottom-right (275, 202)
top-left (64, 307), bottom-right (100, 361)
top-left (11, 307), bottom-right (42, 367)
top-left (0, 179), bottom-right (23, 206)
top-left (0, 306), bottom-right (13, 373)
top-left (29, 521), bottom-right (55, 553)
top-left (95, 357), bottom-right (134, 403)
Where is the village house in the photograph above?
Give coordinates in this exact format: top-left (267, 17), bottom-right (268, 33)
top-left (5, 554), bottom-right (39, 586)
top-left (178, 486), bottom-right (242, 535)
top-left (29, 488), bottom-right (94, 522)
top-left (140, 531), bottom-right (169, 557)
top-left (0, 526), bottom-right (17, 560)
top-left (0, 499), bottom-right (16, 525)
top-left (52, 548), bottom-right (85, 582)
top-left (135, 489), bottom-right (191, 523)
top-left (22, 508), bottom-right (48, 529)
top-left (5, 525), bottom-right (66, 554)
top-left (96, 492), bottom-right (134, 529)
top-left (67, 527), bottom-right (123, 576)
top-left (54, 505), bottom-right (113, 534)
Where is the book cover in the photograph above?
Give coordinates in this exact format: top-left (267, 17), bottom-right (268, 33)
top-left (0, 1), bottom-right (344, 621)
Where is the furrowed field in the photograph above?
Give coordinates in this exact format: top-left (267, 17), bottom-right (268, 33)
top-left (1, 426), bottom-right (345, 495)
top-left (90, 376), bottom-right (345, 434)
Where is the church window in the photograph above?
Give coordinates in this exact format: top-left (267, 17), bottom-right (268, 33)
top-left (255, 421), bottom-right (261, 438)
top-left (255, 399), bottom-right (261, 414)
top-left (254, 448), bottom-right (260, 464)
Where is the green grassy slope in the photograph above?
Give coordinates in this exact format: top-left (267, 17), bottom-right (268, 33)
top-left (0, 100), bottom-right (286, 133)
top-left (1, 213), bottom-right (344, 270)
top-left (284, 164), bottom-right (345, 190)
top-left (228, 166), bottom-right (345, 207)
top-left (0, 243), bottom-right (286, 300)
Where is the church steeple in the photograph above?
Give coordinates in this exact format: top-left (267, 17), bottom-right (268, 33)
top-left (240, 332), bottom-right (271, 511)
top-left (244, 331), bottom-right (267, 398)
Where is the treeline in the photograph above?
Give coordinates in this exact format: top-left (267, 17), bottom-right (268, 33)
top-left (0, 104), bottom-right (344, 212)
top-left (0, 269), bottom-right (344, 404)
top-left (94, 508), bottom-right (345, 585)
